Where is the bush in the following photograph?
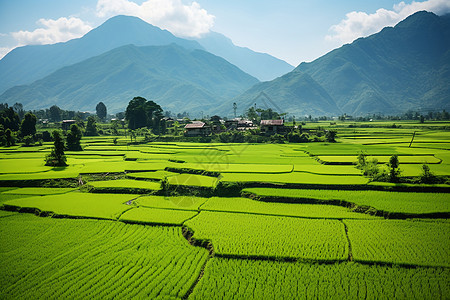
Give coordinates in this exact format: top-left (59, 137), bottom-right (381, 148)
top-left (22, 135), bottom-right (34, 146)
top-left (419, 164), bottom-right (438, 184)
top-left (45, 130), bottom-right (67, 166)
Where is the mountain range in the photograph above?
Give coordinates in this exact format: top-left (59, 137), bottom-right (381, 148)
top-left (230, 11), bottom-right (450, 117)
top-left (0, 11), bottom-right (448, 117)
top-left (0, 15), bottom-right (291, 95)
top-left (0, 44), bottom-right (258, 113)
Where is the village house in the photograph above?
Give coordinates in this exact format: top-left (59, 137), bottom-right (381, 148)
top-left (184, 121), bottom-right (211, 137)
top-left (61, 120), bottom-right (76, 130)
top-left (260, 119), bottom-right (285, 135)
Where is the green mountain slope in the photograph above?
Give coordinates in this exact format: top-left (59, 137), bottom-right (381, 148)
top-left (232, 11), bottom-right (450, 117)
top-left (196, 32), bottom-right (294, 81)
top-left (0, 44), bottom-right (259, 113)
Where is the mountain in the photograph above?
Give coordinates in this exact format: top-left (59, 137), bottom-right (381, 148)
top-left (0, 44), bottom-right (259, 114)
top-left (0, 15), bottom-right (203, 94)
top-left (231, 11), bottom-right (450, 117)
top-left (195, 32), bottom-right (294, 81)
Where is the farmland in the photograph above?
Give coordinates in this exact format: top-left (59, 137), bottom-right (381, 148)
top-left (0, 123), bottom-right (449, 298)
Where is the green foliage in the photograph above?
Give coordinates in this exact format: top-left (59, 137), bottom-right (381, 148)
top-left (66, 124), bottom-right (83, 151)
top-left (95, 101), bottom-right (107, 121)
top-left (20, 112), bottom-right (37, 137)
top-left (125, 97), bottom-right (163, 131)
top-left (84, 116), bottom-right (98, 136)
top-left (419, 164), bottom-right (439, 184)
top-left (49, 105), bottom-right (62, 122)
top-left (356, 151), bottom-right (381, 179)
top-left (45, 130), bottom-right (67, 166)
top-left (325, 129), bottom-right (337, 142)
top-left (387, 154), bottom-right (401, 182)
top-left (22, 135), bottom-right (34, 147)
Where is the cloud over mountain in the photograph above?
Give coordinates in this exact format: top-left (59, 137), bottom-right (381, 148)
top-left (96, 0), bottom-right (215, 37)
top-left (326, 0), bottom-right (450, 45)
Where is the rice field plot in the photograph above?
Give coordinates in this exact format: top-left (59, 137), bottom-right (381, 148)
top-left (2, 192), bottom-right (136, 219)
top-left (293, 164), bottom-right (362, 175)
top-left (168, 173), bottom-right (219, 188)
top-left (0, 158), bottom-right (52, 174)
top-left (317, 155), bottom-right (441, 164)
top-left (344, 219), bottom-right (450, 267)
top-left (87, 179), bottom-right (161, 191)
top-left (127, 170), bottom-right (179, 180)
top-left (119, 207), bottom-right (198, 225)
top-left (190, 258), bottom-right (450, 300)
top-left (185, 211), bottom-right (348, 260)
top-left (136, 195), bottom-right (209, 210)
top-left (201, 197), bottom-right (378, 219)
top-left (243, 188), bottom-right (450, 215)
top-left (0, 214), bottom-right (208, 299)
top-left (181, 162), bottom-right (293, 173)
top-left (1, 187), bottom-right (77, 195)
top-left (220, 172), bottom-right (368, 185)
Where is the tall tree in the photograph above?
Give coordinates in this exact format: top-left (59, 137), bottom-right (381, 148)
top-left (49, 105), bottom-right (62, 122)
top-left (125, 97), bottom-right (163, 131)
top-left (85, 116), bottom-right (98, 136)
top-left (66, 124), bottom-right (83, 151)
top-left (20, 112), bottom-right (37, 137)
top-left (45, 130), bottom-right (67, 166)
top-left (13, 102), bottom-right (25, 120)
top-left (96, 102), bottom-right (107, 121)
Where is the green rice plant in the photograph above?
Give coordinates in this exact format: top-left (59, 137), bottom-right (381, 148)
top-left (119, 207), bottom-right (197, 225)
top-left (2, 187), bottom-right (77, 195)
top-left (191, 258), bottom-right (450, 299)
top-left (220, 172), bottom-right (368, 185)
top-left (244, 188), bottom-right (450, 215)
top-left (87, 179), bottom-right (160, 190)
top-left (344, 219), bottom-right (450, 267)
top-left (168, 173), bottom-right (219, 187)
top-left (201, 197), bottom-right (378, 219)
top-left (317, 155), bottom-right (441, 164)
top-left (3, 192), bottom-right (136, 219)
top-left (0, 214), bottom-right (208, 299)
top-left (136, 195), bottom-right (209, 210)
top-left (126, 170), bottom-right (179, 181)
top-left (185, 211), bottom-right (348, 260)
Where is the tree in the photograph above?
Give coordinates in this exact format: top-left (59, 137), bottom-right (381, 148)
top-left (45, 130), bottom-right (67, 166)
top-left (49, 105), bottom-right (62, 122)
top-left (13, 102), bottom-right (25, 120)
top-left (5, 128), bottom-right (15, 147)
top-left (325, 130), bottom-right (337, 142)
top-left (0, 107), bottom-right (20, 131)
top-left (125, 97), bottom-right (163, 131)
top-left (387, 154), bottom-right (401, 182)
top-left (20, 112), bottom-right (37, 137)
top-left (233, 102), bottom-right (237, 118)
top-left (96, 102), bottom-right (107, 121)
top-left (85, 116), bottom-right (98, 136)
top-left (419, 164), bottom-right (438, 184)
top-left (66, 124), bottom-right (83, 151)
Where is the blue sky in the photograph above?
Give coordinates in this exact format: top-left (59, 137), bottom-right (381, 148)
top-left (1, 0), bottom-right (449, 65)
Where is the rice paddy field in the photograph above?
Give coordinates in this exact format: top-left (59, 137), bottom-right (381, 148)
top-left (0, 124), bottom-right (449, 299)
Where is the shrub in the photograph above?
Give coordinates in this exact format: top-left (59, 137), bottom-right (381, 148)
top-left (45, 130), bottom-right (67, 166)
top-left (419, 164), bottom-right (438, 184)
top-left (22, 135), bottom-right (34, 146)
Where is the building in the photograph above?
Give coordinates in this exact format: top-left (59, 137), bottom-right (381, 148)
top-left (61, 120), bottom-right (76, 130)
top-left (237, 119), bottom-right (257, 131)
top-left (260, 119), bottom-right (285, 135)
top-left (184, 121), bottom-right (211, 137)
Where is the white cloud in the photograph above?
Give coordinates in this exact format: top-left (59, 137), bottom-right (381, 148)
top-left (96, 0), bottom-right (215, 37)
top-left (11, 17), bottom-right (93, 46)
top-left (326, 0), bottom-right (450, 44)
top-left (0, 47), bottom-right (13, 59)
